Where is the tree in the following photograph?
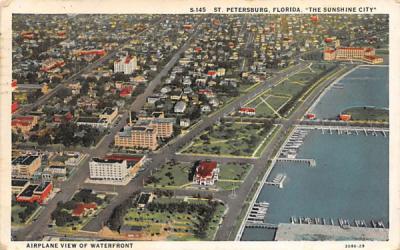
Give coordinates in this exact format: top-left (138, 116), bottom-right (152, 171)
top-left (81, 82), bottom-right (89, 95)
top-left (37, 134), bottom-right (51, 145)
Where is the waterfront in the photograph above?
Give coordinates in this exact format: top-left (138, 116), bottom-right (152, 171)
top-left (241, 130), bottom-right (388, 241)
top-left (311, 65), bottom-right (388, 120)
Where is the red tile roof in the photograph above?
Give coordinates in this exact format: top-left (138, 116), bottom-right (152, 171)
top-left (72, 202), bottom-right (97, 217)
top-left (239, 107), bottom-right (256, 113)
top-left (120, 86), bottom-right (133, 97)
top-left (196, 161), bottom-right (217, 179)
top-left (125, 56), bottom-right (132, 64)
top-left (12, 102), bottom-right (19, 113)
top-left (324, 49), bottom-right (335, 54)
top-left (338, 47), bottom-right (365, 51)
top-left (104, 154), bottom-right (142, 163)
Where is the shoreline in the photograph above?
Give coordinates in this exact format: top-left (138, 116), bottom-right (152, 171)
top-left (306, 64), bottom-right (388, 116)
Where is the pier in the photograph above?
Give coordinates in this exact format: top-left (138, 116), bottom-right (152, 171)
top-left (245, 222), bottom-right (278, 229)
top-left (277, 158), bottom-right (316, 167)
top-left (265, 174), bottom-right (286, 188)
top-left (289, 216), bottom-right (387, 229)
top-left (296, 125), bottom-right (389, 137)
top-left (238, 202), bottom-right (272, 231)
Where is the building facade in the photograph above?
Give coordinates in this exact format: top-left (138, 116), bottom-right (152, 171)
top-left (239, 107), bottom-right (256, 116)
top-left (99, 107), bottom-right (118, 124)
top-left (136, 117), bottom-right (175, 139)
top-left (114, 55), bottom-right (137, 74)
top-left (89, 158), bottom-right (129, 182)
top-left (12, 155), bottom-right (41, 179)
top-left (16, 181), bottom-right (53, 204)
top-left (12, 116), bottom-right (39, 134)
top-left (323, 47), bottom-right (383, 64)
top-left (114, 126), bottom-right (158, 150)
top-left (193, 161), bottom-right (220, 186)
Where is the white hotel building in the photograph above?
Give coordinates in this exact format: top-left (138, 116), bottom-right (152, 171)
top-left (114, 55), bottom-right (137, 75)
top-left (89, 158), bottom-right (129, 183)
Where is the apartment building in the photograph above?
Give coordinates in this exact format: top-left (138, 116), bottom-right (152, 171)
top-left (12, 155), bottom-right (41, 179)
top-left (114, 126), bottom-right (158, 150)
top-left (89, 158), bottom-right (129, 182)
top-left (136, 117), bottom-right (175, 139)
top-left (99, 107), bottom-right (118, 124)
top-left (12, 116), bottom-right (39, 134)
top-left (114, 55), bottom-right (137, 74)
top-left (324, 47), bottom-right (383, 64)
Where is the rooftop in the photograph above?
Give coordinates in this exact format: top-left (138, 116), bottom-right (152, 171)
top-left (18, 184), bottom-right (38, 197)
top-left (12, 179), bottom-right (29, 187)
top-left (12, 155), bottom-right (39, 166)
top-left (34, 181), bottom-right (51, 193)
top-left (196, 161), bottom-right (218, 178)
top-left (102, 107), bottom-right (115, 115)
top-left (91, 158), bottom-right (125, 164)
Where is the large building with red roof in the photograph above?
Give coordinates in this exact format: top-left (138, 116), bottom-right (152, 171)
top-left (193, 161), bottom-right (220, 186)
top-left (40, 59), bottom-right (65, 72)
top-left (12, 116), bottom-right (39, 134)
top-left (323, 47), bottom-right (383, 64)
top-left (16, 181), bottom-right (52, 204)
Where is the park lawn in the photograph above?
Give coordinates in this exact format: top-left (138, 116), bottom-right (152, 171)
top-left (120, 195), bottom-right (227, 241)
top-left (271, 81), bottom-right (303, 97)
top-left (241, 62), bottom-right (336, 118)
top-left (246, 98), bottom-right (262, 108)
top-left (123, 208), bottom-right (200, 237)
top-left (288, 72), bottom-right (314, 83)
top-left (255, 102), bottom-right (276, 117)
top-left (182, 122), bottom-right (272, 156)
top-left (147, 162), bottom-right (192, 187)
top-left (252, 125), bottom-right (280, 158)
top-left (205, 203), bottom-right (226, 240)
top-left (124, 210), bottom-right (192, 224)
top-left (153, 197), bottom-right (183, 204)
top-left (218, 163), bottom-right (251, 181)
top-left (267, 95), bottom-right (291, 111)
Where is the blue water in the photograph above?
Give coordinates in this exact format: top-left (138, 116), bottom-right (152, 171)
top-left (312, 66), bottom-right (388, 119)
top-left (241, 131), bottom-right (388, 241)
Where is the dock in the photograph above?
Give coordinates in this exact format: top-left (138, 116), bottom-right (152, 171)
top-left (296, 125), bottom-right (389, 137)
top-left (265, 173), bottom-right (287, 188)
top-left (277, 158), bottom-right (316, 167)
top-left (245, 222), bottom-right (278, 229)
top-left (241, 202), bottom-right (272, 229)
top-left (289, 216), bottom-right (387, 229)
